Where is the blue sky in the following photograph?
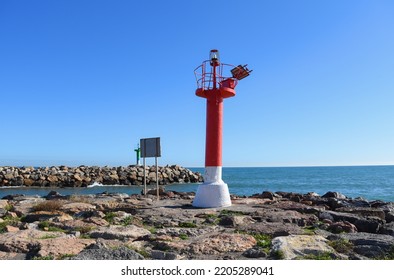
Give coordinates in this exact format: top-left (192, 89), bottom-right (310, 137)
top-left (0, 0), bottom-right (393, 167)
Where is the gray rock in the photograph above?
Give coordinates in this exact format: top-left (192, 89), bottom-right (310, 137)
top-left (242, 248), bottom-right (268, 258)
top-left (320, 210), bottom-right (383, 233)
top-left (319, 211), bottom-right (334, 221)
top-left (320, 210), bottom-right (360, 223)
top-left (327, 198), bottom-right (352, 210)
top-left (72, 246), bottom-right (144, 260)
top-left (335, 207), bottom-right (385, 220)
top-left (89, 225), bottom-right (151, 240)
top-left (386, 211), bottom-right (394, 223)
top-left (151, 250), bottom-right (181, 260)
top-left (353, 245), bottom-right (385, 258)
top-left (45, 191), bottom-right (64, 200)
top-left (328, 232), bottom-right (394, 258)
top-left (270, 235), bottom-right (342, 260)
top-left (156, 227), bottom-right (214, 238)
top-left (239, 222), bottom-right (303, 237)
top-left (261, 191), bottom-right (275, 200)
top-left (322, 192), bottom-right (347, 199)
top-left (219, 215), bottom-right (255, 227)
top-left (354, 217), bottom-right (384, 233)
top-left (380, 222), bottom-right (394, 236)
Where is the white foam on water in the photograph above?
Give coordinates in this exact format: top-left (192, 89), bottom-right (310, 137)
top-left (87, 182), bottom-right (103, 188)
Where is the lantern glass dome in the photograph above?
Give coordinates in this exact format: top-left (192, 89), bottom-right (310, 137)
top-left (209, 49), bottom-right (220, 63)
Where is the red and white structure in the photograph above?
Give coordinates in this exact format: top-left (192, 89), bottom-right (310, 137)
top-left (193, 50), bottom-right (252, 208)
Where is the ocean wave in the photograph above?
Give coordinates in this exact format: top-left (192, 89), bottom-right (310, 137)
top-left (87, 182), bottom-right (104, 188)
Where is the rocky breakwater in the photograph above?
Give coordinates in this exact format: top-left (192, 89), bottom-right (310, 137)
top-left (0, 165), bottom-right (203, 188)
top-left (0, 190), bottom-right (393, 260)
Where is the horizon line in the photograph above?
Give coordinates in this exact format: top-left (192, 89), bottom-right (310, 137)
top-left (188, 164), bottom-right (394, 168)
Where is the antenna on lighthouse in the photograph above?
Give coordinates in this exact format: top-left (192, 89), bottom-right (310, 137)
top-left (193, 50), bottom-right (252, 208)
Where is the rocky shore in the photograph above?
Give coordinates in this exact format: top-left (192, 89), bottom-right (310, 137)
top-left (0, 165), bottom-right (203, 187)
top-left (0, 189), bottom-right (393, 260)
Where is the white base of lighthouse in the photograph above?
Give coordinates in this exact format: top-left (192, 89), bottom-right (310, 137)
top-left (192, 167), bottom-right (232, 208)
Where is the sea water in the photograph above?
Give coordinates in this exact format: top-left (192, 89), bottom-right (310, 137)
top-left (0, 166), bottom-right (393, 202)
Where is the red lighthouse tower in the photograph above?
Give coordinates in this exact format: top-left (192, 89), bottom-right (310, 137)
top-left (193, 50), bottom-right (252, 208)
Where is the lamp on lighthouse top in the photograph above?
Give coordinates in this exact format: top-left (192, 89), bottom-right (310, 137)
top-left (209, 49), bottom-right (220, 66)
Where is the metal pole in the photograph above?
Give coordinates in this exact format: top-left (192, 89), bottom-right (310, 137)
top-left (143, 157), bottom-right (146, 196)
top-left (212, 61), bottom-right (217, 89)
top-left (155, 156), bottom-right (159, 200)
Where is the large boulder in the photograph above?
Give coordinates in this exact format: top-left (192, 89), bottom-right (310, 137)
top-left (335, 207), bottom-right (386, 220)
top-left (186, 233), bottom-right (256, 255)
top-left (253, 208), bottom-right (319, 226)
top-left (33, 237), bottom-right (95, 259)
top-left (319, 210), bottom-right (384, 233)
top-left (270, 235), bottom-right (340, 260)
top-left (0, 229), bottom-right (65, 253)
top-left (328, 232), bottom-right (394, 259)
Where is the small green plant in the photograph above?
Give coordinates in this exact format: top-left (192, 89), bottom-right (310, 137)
top-left (205, 213), bottom-right (218, 219)
top-left (200, 213), bottom-right (220, 225)
top-left (328, 239), bottom-right (354, 254)
top-left (4, 204), bottom-right (13, 211)
top-left (74, 225), bottom-right (95, 234)
top-left (121, 216), bottom-right (134, 226)
top-left (104, 212), bottom-right (117, 224)
top-left (125, 245), bottom-right (150, 258)
top-left (39, 234), bottom-right (58, 239)
top-left (178, 221), bottom-right (197, 228)
top-left (179, 233), bottom-right (189, 240)
top-left (0, 216), bottom-right (21, 233)
top-left (271, 250), bottom-right (285, 260)
top-left (303, 226), bottom-right (317, 235)
top-left (79, 233), bottom-right (92, 239)
top-left (136, 249), bottom-right (150, 258)
top-left (235, 231), bottom-right (272, 253)
top-left (219, 209), bottom-right (244, 216)
top-left (38, 221), bottom-right (50, 228)
top-left (38, 221), bottom-right (65, 232)
top-left (145, 226), bottom-right (157, 234)
top-left (33, 200), bottom-right (64, 212)
top-left (253, 234), bottom-right (272, 249)
top-left (3, 215), bottom-right (20, 224)
top-left (58, 254), bottom-right (76, 260)
top-left (0, 222), bottom-right (7, 234)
